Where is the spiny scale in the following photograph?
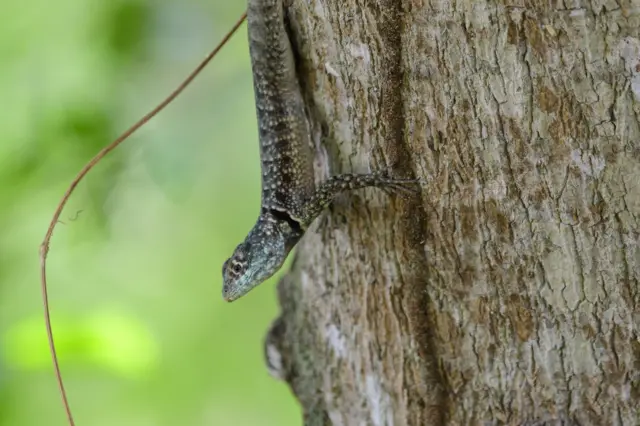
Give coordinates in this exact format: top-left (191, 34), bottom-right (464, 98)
top-left (221, 0), bottom-right (419, 302)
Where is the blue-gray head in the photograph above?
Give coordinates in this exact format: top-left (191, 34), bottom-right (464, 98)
top-left (222, 213), bottom-right (303, 302)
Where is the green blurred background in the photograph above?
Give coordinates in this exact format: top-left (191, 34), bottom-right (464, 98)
top-left (0, 0), bottom-right (299, 424)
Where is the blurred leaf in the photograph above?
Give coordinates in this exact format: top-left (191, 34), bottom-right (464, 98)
top-left (97, 0), bottom-right (151, 63)
top-left (3, 310), bottom-right (159, 379)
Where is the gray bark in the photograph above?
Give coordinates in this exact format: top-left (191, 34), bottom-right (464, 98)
top-left (266, 1), bottom-right (640, 425)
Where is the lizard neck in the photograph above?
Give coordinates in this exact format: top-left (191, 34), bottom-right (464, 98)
top-left (258, 208), bottom-right (305, 252)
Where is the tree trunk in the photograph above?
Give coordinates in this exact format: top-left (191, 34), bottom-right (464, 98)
top-left (265, 1), bottom-right (640, 424)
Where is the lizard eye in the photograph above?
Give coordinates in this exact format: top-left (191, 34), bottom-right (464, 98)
top-left (232, 263), bottom-right (243, 273)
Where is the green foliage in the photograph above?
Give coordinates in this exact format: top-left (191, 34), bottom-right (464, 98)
top-left (0, 1), bottom-right (299, 424)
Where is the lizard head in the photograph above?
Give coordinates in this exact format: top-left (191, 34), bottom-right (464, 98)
top-left (222, 213), bottom-right (302, 302)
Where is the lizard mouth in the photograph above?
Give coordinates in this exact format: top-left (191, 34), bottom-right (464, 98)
top-left (222, 285), bottom-right (239, 302)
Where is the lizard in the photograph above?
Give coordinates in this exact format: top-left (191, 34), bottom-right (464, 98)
top-left (221, 0), bottom-right (418, 302)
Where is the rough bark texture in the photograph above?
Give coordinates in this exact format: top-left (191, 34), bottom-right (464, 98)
top-left (265, 1), bottom-right (640, 425)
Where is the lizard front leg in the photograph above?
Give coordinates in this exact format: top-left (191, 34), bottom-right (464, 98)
top-left (298, 172), bottom-right (420, 228)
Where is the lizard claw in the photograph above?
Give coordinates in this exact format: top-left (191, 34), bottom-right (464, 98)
top-left (374, 170), bottom-right (422, 194)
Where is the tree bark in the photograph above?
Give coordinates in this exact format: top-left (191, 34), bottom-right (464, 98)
top-left (265, 1), bottom-right (640, 425)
